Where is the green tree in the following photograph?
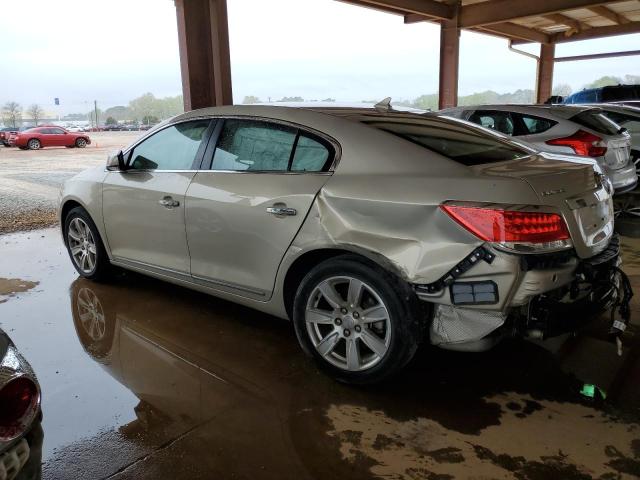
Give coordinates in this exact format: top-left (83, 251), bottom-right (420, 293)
top-left (2, 101), bottom-right (22, 127)
top-left (552, 84), bottom-right (572, 97)
top-left (26, 104), bottom-right (44, 126)
top-left (278, 96), bottom-right (304, 102)
top-left (624, 74), bottom-right (640, 84)
top-left (242, 95), bottom-right (261, 104)
top-left (142, 115), bottom-right (159, 125)
top-left (584, 76), bottom-right (622, 88)
top-left (412, 94), bottom-right (439, 110)
top-left (105, 117), bottom-right (117, 125)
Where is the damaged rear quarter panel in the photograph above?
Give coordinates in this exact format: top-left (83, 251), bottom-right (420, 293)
top-left (288, 170), bottom-right (540, 288)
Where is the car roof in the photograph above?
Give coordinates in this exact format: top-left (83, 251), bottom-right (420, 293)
top-left (437, 103), bottom-right (600, 120)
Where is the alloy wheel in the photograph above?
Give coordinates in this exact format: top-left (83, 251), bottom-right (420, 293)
top-left (76, 138), bottom-right (87, 148)
top-left (27, 139), bottom-right (40, 150)
top-left (67, 217), bottom-right (97, 274)
top-left (76, 287), bottom-right (106, 341)
top-left (305, 275), bottom-right (391, 371)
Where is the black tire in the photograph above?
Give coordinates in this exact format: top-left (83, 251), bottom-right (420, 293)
top-left (27, 138), bottom-right (40, 150)
top-left (64, 207), bottom-right (111, 281)
top-left (292, 255), bottom-right (424, 384)
top-left (75, 137), bottom-right (87, 148)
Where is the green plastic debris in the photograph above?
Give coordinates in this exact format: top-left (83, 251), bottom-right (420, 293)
top-left (580, 383), bottom-right (607, 400)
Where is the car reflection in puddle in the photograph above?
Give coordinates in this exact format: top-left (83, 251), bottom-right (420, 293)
top-left (67, 274), bottom-right (640, 480)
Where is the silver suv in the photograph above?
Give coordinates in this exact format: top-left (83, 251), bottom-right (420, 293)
top-left (440, 104), bottom-right (636, 194)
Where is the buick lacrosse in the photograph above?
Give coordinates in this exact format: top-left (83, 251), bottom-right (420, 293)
top-left (59, 105), bottom-right (631, 383)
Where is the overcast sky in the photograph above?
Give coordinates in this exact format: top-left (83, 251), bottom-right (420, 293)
top-left (1, 0), bottom-right (638, 114)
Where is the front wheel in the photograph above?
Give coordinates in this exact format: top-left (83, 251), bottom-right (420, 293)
top-left (293, 255), bottom-right (423, 384)
top-left (27, 138), bottom-right (41, 150)
top-left (64, 207), bottom-right (111, 281)
top-left (75, 138), bottom-right (87, 148)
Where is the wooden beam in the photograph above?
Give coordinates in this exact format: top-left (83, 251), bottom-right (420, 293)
top-left (587, 5), bottom-right (630, 24)
top-left (536, 43), bottom-right (555, 103)
top-left (439, 17), bottom-right (460, 109)
top-left (543, 13), bottom-right (591, 33)
top-left (338, 0), bottom-right (453, 20)
top-left (551, 20), bottom-right (640, 42)
top-left (175, 0), bottom-right (232, 110)
top-left (479, 22), bottom-right (551, 43)
top-left (459, 0), bottom-right (611, 28)
top-left (404, 13), bottom-right (429, 24)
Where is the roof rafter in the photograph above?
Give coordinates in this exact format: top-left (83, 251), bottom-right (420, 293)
top-left (550, 20), bottom-right (640, 43)
top-left (587, 5), bottom-right (630, 24)
top-left (543, 13), bottom-right (591, 33)
top-left (338, 0), bottom-right (453, 20)
top-left (459, 0), bottom-right (614, 28)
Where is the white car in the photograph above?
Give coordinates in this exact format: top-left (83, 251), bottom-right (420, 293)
top-left (439, 104), bottom-right (637, 194)
top-left (65, 126), bottom-right (82, 133)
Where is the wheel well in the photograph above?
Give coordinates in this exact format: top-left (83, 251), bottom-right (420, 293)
top-left (60, 200), bottom-right (83, 244)
top-left (282, 248), bottom-right (386, 319)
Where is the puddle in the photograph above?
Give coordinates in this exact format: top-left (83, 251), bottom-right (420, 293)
top-left (0, 277), bottom-right (39, 303)
top-left (327, 394), bottom-right (640, 479)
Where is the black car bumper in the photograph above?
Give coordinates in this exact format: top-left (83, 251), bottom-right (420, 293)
top-left (523, 236), bottom-right (630, 339)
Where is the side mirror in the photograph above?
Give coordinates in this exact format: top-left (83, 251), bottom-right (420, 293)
top-left (106, 150), bottom-right (128, 171)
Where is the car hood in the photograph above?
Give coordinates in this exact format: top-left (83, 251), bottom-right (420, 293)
top-left (473, 153), bottom-right (614, 259)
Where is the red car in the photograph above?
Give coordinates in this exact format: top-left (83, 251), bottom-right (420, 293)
top-left (10, 126), bottom-right (91, 150)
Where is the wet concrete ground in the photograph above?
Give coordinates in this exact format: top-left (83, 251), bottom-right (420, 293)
top-left (1, 228), bottom-right (639, 479)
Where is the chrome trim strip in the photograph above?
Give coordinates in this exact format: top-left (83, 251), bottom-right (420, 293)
top-left (112, 257), bottom-right (267, 297)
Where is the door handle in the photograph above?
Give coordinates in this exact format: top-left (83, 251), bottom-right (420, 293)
top-left (266, 206), bottom-right (297, 216)
top-left (159, 196), bottom-right (180, 208)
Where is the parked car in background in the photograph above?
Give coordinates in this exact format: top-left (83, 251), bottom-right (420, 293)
top-left (0, 329), bottom-right (42, 480)
top-left (59, 105), bottom-right (629, 384)
top-left (439, 104), bottom-right (636, 194)
top-left (9, 126), bottom-right (91, 150)
top-left (0, 127), bottom-right (17, 147)
top-left (65, 125), bottom-right (83, 133)
top-left (562, 84), bottom-right (640, 108)
top-left (588, 104), bottom-right (640, 163)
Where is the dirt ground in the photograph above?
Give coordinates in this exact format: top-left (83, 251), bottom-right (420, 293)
top-left (0, 228), bottom-right (639, 480)
top-left (0, 131), bottom-right (141, 233)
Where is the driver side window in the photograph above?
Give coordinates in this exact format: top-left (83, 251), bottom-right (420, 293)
top-left (128, 120), bottom-right (211, 171)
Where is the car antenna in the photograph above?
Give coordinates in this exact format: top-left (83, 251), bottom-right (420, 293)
top-left (374, 97), bottom-right (393, 113)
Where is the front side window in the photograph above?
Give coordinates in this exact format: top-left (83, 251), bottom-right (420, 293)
top-left (468, 110), bottom-right (515, 135)
top-left (519, 115), bottom-right (557, 135)
top-left (211, 120), bottom-right (297, 171)
top-left (129, 120), bottom-right (210, 171)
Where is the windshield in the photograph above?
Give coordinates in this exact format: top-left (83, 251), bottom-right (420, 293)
top-left (360, 115), bottom-right (531, 166)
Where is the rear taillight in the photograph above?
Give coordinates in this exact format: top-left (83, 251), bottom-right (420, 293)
top-left (546, 130), bottom-right (607, 157)
top-left (440, 205), bottom-right (572, 252)
top-left (0, 377), bottom-right (39, 442)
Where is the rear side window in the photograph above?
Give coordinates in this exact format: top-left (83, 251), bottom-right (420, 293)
top-left (211, 119), bottom-right (334, 172)
top-left (468, 110), bottom-right (515, 135)
top-left (602, 86), bottom-right (640, 102)
top-left (519, 115), bottom-right (557, 134)
top-left (363, 117), bottom-right (530, 166)
top-left (570, 111), bottom-right (620, 135)
top-left (212, 120), bottom-right (297, 171)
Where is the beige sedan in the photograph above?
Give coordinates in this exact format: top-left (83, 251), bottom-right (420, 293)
top-left (59, 105), bottom-right (628, 383)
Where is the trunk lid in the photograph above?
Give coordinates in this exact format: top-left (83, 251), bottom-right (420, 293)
top-left (474, 153), bottom-right (614, 259)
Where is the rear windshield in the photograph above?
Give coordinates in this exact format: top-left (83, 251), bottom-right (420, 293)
top-left (361, 117), bottom-right (531, 166)
top-left (602, 86), bottom-right (640, 102)
top-left (570, 111), bottom-right (620, 136)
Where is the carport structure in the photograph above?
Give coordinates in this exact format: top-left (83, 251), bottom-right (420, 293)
top-left (174, 0), bottom-right (640, 110)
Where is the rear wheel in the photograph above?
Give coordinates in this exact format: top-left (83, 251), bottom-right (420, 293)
top-left (27, 139), bottom-right (40, 150)
top-left (64, 207), bottom-right (111, 281)
top-left (293, 255), bottom-right (423, 384)
top-left (75, 138), bottom-right (87, 148)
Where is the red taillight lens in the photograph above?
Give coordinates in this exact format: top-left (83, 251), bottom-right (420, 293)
top-left (546, 130), bottom-right (607, 157)
top-left (0, 377), bottom-right (38, 441)
top-left (441, 205), bottom-right (570, 244)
